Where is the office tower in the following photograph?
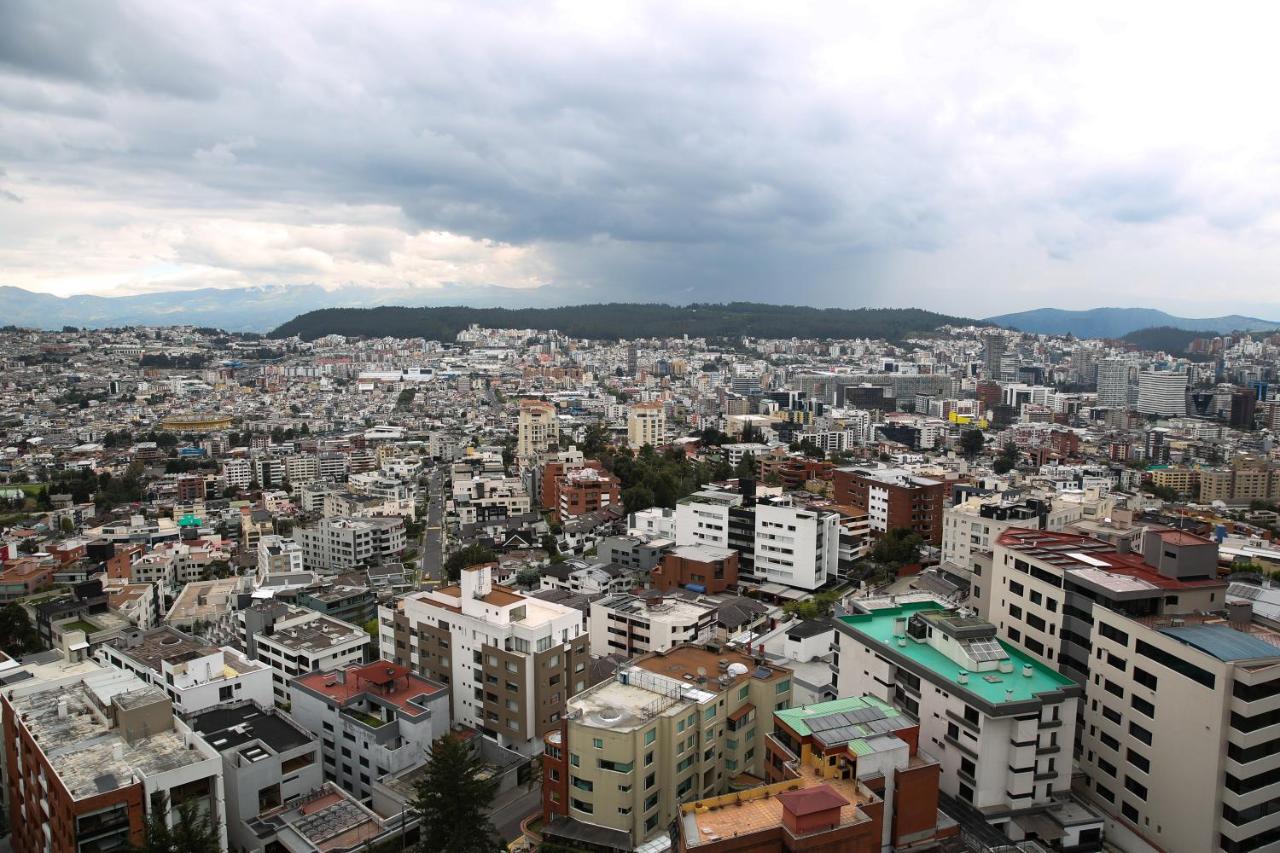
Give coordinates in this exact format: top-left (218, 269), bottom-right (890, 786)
top-left (517, 398), bottom-right (558, 459)
top-left (1230, 387), bottom-right (1257, 428)
top-left (1136, 370), bottom-right (1188, 417)
top-left (1096, 359), bottom-right (1133, 410)
top-left (626, 402), bottom-right (665, 448)
top-left (983, 335), bottom-right (1006, 380)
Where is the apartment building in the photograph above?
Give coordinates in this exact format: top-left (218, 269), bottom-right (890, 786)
top-left (1136, 369), bottom-right (1188, 417)
top-left (187, 701), bottom-right (324, 852)
top-left (832, 600), bottom-right (1097, 844)
top-left (97, 625), bottom-right (274, 714)
top-left (518, 399), bottom-right (558, 459)
top-left (285, 452), bottom-right (321, 485)
top-left (553, 466), bottom-right (621, 523)
top-left (941, 496), bottom-right (1081, 618)
top-left (652, 544), bottom-right (738, 594)
top-left (675, 490), bottom-right (742, 551)
top-left (382, 563), bottom-right (587, 755)
top-left (257, 533), bottom-right (304, 580)
top-left (627, 402), bottom-right (665, 448)
top-left (252, 612), bottom-right (371, 706)
top-left (289, 661), bottom-right (449, 802)
top-left (240, 508), bottom-right (275, 558)
top-left (224, 457), bottom-right (253, 489)
top-left (989, 528), bottom-right (1225, 683)
top-left (297, 516), bottom-right (406, 573)
top-left (587, 593), bottom-right (717, 658)
top-left (753, 499), bottom-right (839, 591)
top-left (540, 645), bottom-right (793, 848)
top-left (1077, 605), bottom-right (1280, 853)
top-left (2, 670), bottom-right (227, 853)
top-left (833, 466), bottom-right (945, 545)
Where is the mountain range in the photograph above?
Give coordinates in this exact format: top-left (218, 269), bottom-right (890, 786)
top-left (986, 307), bottom-right (1280, 338)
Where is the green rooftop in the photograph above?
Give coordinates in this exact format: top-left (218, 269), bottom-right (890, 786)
top-left (836, 601), bottom-right (1076, 705)
top-left (774, 695), bottom-right (902, 739)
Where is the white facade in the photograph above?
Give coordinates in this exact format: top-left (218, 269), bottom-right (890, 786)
top-left (253, 612), bottom-right (371, 706)
top-left (97, 639), bottom-right (274, 715)
top-left (1136, 369), bottom-right (1188, 417)
top-left (588, 594), bottom-right (716, 658)
top-left (753, 501), bottom-right (839, 591)
top-left (674, 491), bottom-right (741, 550)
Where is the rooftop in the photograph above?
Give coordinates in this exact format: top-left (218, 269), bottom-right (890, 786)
top-left (682, 765), bottom-right (874, 848)
top-left (167, 577), bottom-right (245, 620)
top-left (8, 674), bottom-right (210, 801)
top-left (774, 695), bottom-right (903, 743)
top-left (997, 528), bottom-right (1224, 593)
top-left (107, 626), bottom-right (265, 676)
top-left (188, 702), bottom-right (314, 755)
top-left (266, 615), bottom-right (367, 652)
top-left (837, 602), bottom-right (1076, 705)
top-left (1158, 623), bottom-right (1280, 662)
top-left (293, 661), bottom-right (444, 715)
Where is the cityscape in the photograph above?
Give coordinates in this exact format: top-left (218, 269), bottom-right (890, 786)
top-left (6, 3), bottom-right (1280, 853)
top-left (0, 316), bottom-right (1278, 853)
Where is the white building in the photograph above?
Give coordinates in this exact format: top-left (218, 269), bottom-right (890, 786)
top-left (832, 598), bottom-right (1097, 845)
top-left (674, 490), bottom-right (742, 550)
top-left (1096, 359), bottom-right (1135, 410)
top-left (381, 563), bottom-right (588, 755)
top-left (1136, 369), bottom-right (1188, 417)
top-left (752, 499), bottom-right (839, 591)
top-left (297, 516), bottom-right (406, 573)
top-left (627, 402), bottom-right (666, 448)
top-left (97, 626), bottom-right (274, 714)
top-left (257, 534), bottom-right (304, 579)
top-left (252, 612), bottom-right (371, 706)
top-left (587, 593), bottom-right (717, 658)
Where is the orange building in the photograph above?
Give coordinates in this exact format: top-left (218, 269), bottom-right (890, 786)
top-left (652, 544), bottom-right (738, 594)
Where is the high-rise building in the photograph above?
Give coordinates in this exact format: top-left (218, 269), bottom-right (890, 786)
top-left (517, 399), bottom-right (558, 459)
top-left (1230, 387), bottom-right (1257, 428)
top-left (381, 563), bottom-right (587, 755)
top-left (626, 402), bottom-right (665, 448)
top-left (982, 335), bottom-right (1007, 380)
top-left (1136, 369), bottom-right (1188, 417)
top-left (1096, 359), bottom-right (1134, 410)
top-left (539, 645), bottom-right (793, 849)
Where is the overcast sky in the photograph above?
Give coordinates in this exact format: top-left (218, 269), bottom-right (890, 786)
top-left (4, 1), bottom-right (1280, 319)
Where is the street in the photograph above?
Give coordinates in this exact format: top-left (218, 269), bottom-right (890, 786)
top-left (420, 463), bottom-right (445, 585)
top-left (490, 786), bottom-right (543, 844)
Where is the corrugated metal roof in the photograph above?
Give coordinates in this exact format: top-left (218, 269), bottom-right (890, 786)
top-left (1159, 624), bottom-right (1280, 662)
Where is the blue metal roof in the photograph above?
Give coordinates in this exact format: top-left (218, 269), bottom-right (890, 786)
top-left (1158, 624), bottom-right (1280, 661)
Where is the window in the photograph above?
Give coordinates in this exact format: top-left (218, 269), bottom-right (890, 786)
top-left (1104, 679), bottom-right (1123, 699)
top-left (1131, 695), bottom-right (1155, 718)
top-left (1009, 580), bottom-right (1024, 596)
top-left (1124, 776), bottom-right (1147, 800)
top-left (1129, 722), bottom-right (1152, 746)
top-left (1121, 801), bottom-right (1139, 822)
top-left (645, 773), bottom-right (656, 790)
top-left (1102, 705), bottom-right (1121, 725)
top-left (704, 706), bottom-right (716, 720)
top-left (592, 738), bottom-right (604, 749)
top-left (571, 798), bottom-right (593, 814)
top-left (1097, 757), bottom-right (1116, 778)
top-left (1136, 639), bottom-right (1214, 689)
top-left (1098, 623), bottom-right (1129, 646)
top-left (1127, 749), bottom-right (1149, 774)
top-left (644, 729), bottom-right (656, 745)
top-left (570, 753), bottom-right (580, 767)
top-left (738, 685), bottom-right (749, 700)
top-left (1133, 667), bottom-right (1157, 690)
top-left (776, 679), bottom-right (790, 694)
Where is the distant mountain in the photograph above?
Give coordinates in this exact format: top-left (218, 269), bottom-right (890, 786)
top-left (986, 307), bottom-right (1280, 338)
top-left (1120, 326), bottom-right (1207, 353)
top-left (270, 303), bottom-right (981, 342)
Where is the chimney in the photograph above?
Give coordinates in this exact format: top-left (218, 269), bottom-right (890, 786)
top-left (1227, 602), bottom-right (1252, 627)
top-left (1005, 688), bottom-right (1014, 702)
top-left (1022, 664), bottom-right (1034, 678)
top-left (957, 671), bottom-right (969, 685)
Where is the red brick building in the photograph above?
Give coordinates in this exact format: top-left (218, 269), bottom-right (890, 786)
top-left (551, 466), bottom-right (620, 523)
top-left (651, 544), bottom-right (738, 594)
top-left (832, 467), bottom-right (945, 545)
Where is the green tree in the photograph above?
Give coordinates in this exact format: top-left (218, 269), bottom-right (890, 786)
top-left (443, 544), bottom-right (497, 582)
top-left (0, 604), bottom-right (44, 656)
top-left (734, 451), bottom-right (757, 482)
top-left (515, 567), bottom-right (542, 588)
top-left (872, 528), bottom-right (924, 567)
top-left (958, 429), bottom-right (985, 458)
top-left (411, 734), bottom-right (501, 853)
top-left (131, 795), bottom-right (221, 853)
top-left (540, 533), bottom-right (564, 564)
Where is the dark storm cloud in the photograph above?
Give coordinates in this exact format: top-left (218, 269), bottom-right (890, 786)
top-left (2, 2), bottom-right (1280, 317)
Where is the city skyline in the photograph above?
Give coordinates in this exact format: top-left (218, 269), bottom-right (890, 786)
top-left (5, 2), bottom-right (1280, 318)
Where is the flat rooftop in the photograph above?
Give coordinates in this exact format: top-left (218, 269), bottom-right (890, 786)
top-left (837, 602), bottom-right (1076, 705)
top-left (168, 576), bottom-right (244, 620)
top-left (294, 662), bottom-right (444, 714)
top-left (108, 626), bottom-right (264, 675)
top-left (189, 703), bottom-right (314, 755)
top-left (10, 678), bottom-right (210, 801)
top-left (1158, 622), bottom-right (1280, 662)
top-left (997, 528), bottom-right (1225, 593)
top-left (668, 544), bottom-right (737, 561)
top-left (682, 766), bottom-right (873, 848)
top-left (267, 615), bottom-right (367, 652)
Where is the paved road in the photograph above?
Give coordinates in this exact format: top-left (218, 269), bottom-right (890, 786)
top-left (491, 785), bottom-right (543, 843)
top-left (420, 464), bottom-right (445, 585)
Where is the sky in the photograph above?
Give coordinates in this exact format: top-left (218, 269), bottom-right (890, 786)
top-left (4, 1), bottom-right (1280, 319)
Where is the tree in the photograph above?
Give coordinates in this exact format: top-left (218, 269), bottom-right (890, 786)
top-left (515, 567), bottom-right (542, 588)
top-left (540, 533), bottom-right (564, 564)
top-left (734, 451), bottom-right (757, 482)
top-left (992, 441), bottom-right (1019, 475)
top-left (59, 516), bottom-right (74, 535)
top-left (410, 734), bottom-right (500, 853)
top-left (959, 429), bottom-right (985, 458)
top-left (131, 795), bottom-right (221, 853)
top-left (443, 543), bottom-right (497, 582)
top-left (872, 528), bottom-right (924, 567)
top-left (0, 604), bottom-right (43, 656)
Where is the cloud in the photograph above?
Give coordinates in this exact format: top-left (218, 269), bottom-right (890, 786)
top-left (3, 1), bottom-right (1280, 317)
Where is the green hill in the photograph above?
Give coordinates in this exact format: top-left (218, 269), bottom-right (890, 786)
top-left (269, 302), bottom-right (980, 342)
